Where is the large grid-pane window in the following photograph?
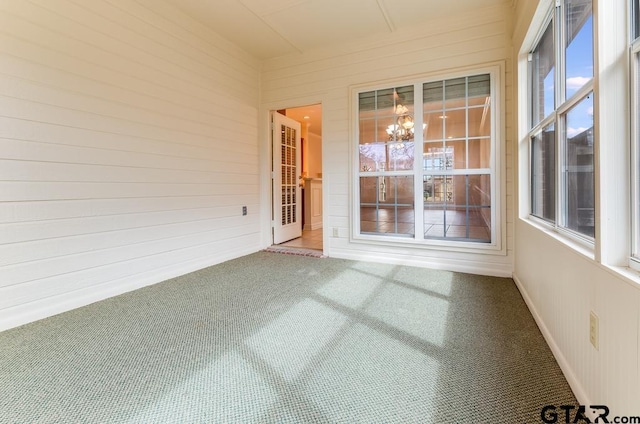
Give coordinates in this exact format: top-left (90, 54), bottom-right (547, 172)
top-left (357, 70), bottom-right (498, 246)
top-left (528, 0), bottom-right (594, 240)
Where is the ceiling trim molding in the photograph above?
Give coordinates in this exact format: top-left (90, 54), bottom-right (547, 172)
top-left (375, 0), bottom-right (396, 32)
top-left (237, 0), bottom-right (304, 54)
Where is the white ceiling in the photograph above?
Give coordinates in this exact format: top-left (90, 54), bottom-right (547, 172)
top-left (286, 104), bottom-right (322, 136)
top-left (164, 0), bottom-right (511, 135)
top-left (164, 0), bottom-right (512, 60)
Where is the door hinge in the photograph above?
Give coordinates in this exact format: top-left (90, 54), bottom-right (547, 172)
top-left (271, 171), bottom-right (275, 179)
top-left (271, 220), bottom-right (275, 227)
top-left (527, 53), bottom-right (533, 62)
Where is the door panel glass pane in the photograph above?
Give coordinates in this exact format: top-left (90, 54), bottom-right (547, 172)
top-left (565, 0), bottom-right (593, 99)
top-left (564, 94), bottom-right (594, 237)
top-left (360, 176), bottom-right (414, 236)
top-left (531, 21), bottom-right (555, 125)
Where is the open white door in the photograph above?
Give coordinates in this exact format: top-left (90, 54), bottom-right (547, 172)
top-left (272, 111), bottom-right (302, 244)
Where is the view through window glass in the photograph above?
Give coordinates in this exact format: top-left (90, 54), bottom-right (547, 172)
top-left (528, 0), bottom-right (594, 240)
top-left (357, 72), bottom-right (497, 244)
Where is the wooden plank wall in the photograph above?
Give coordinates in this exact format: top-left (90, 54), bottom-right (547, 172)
top-left (0, 0), bottom-right (261, 330)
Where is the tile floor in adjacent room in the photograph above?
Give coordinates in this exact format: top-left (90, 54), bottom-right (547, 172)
top-left (360, 207), bottom-right (490, 241)
top-left (279, 228), bottom-right (323, 250)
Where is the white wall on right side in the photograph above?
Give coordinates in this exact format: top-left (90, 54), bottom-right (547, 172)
top-left (514, 224), bottom-right (639, 413)
top-left (512, 0), bottom-right (640, 415)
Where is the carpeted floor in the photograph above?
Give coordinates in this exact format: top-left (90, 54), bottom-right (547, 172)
top-left (0, 252), bottom-right (576, 423)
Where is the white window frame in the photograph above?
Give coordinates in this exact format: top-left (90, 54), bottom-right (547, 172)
top-left (631, 0), bottom-right (640, 271)
top-left (527, 0), bottom-right (596, 249)
top-left (350, 64), bottom-right (505, 255)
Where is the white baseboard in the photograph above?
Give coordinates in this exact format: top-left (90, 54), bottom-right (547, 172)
top-left (330, 248), bottom-right (512, 277)
top-left (303, 222), bottom-right (323, 231)
top-left (0, 245), bottom-right (258, 332)
top-left (512, 273), bottom-right (595, 418)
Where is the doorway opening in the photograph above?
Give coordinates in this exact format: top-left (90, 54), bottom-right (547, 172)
top-left (272, 104), bottom-right (323, 251)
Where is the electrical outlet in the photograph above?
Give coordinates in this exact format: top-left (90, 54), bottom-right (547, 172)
top-left (589, 311), bottom-right (599, 350)
top-left (332, 227), bottom-right (339, 237)
top-left (242, 206), bottom-right (247, 216)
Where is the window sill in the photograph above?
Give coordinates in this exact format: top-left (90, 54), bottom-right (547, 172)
top-left (603, 264), bottom-right (640, 291)
top-left (350, 232), bottom-right (507, 256)
top-left (524, 215), bottom-right (595, 261)
top-left (525, 217), bottom-right (640, 290)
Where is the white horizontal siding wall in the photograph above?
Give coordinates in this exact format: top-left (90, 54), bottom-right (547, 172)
top-left (0, 0), bottom-right (261, 331)
top-left (260, 3), bottom-right (514, 276)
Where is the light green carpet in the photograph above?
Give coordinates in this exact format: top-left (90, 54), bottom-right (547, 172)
top-left (0, 252), bottom-right (576, 423)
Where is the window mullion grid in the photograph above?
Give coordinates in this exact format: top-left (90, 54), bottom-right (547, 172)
top-left (414, 82), bottom-right (425, 241)
top-left (356, 70), bottom-right (497, 246)
top-left (556, 110), bottom-right (566, 233)
top-left (442, 81), bottom-right (448, 234)
top-left (555, 1), bottom-right (565, 231)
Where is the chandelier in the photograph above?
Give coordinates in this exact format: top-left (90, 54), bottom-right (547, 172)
top-left (386, 104), bottom-right (423, 141)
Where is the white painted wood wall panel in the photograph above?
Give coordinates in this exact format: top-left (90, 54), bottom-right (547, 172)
top-left (512, 0), bottom-right (640, 415)
top-left (514, 224), bottom-right (640, 415)
top-left (0, 0), bottom-right (261, 330)
top-left (260, 3), bottom-right (513, 276)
